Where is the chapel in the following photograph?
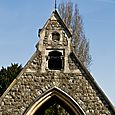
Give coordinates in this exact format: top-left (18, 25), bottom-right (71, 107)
top-left (0, 9), bottom-right (115, 115)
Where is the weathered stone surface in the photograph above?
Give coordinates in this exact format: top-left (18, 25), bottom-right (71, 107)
top-left (0, 59), bottom-right (113, 114)
top-left (0, 10), bottom-right (114, 115)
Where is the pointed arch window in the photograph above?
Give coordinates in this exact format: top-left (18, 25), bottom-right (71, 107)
top-left (34, 96), bottom-right (74, 115)
top-left (24, 87), bottom-right (85, 115)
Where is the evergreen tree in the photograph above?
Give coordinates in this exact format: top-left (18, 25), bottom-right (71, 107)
top-left (0, 63), bottom-right (22, 96)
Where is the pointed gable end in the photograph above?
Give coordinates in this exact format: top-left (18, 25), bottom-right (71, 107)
top-left (39, 10), bottom-right (72, 39)
top-left (0, 10), bottom-right (115, 115)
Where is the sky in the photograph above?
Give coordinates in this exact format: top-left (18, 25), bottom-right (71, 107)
top-left (0, 0), bottom-right (115, 106)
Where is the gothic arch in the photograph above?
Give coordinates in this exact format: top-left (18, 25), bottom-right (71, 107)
top-left (24, 87), bottom-right (86, 115)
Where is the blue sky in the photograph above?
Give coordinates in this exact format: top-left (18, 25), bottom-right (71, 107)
top-left (0, 0), bottom-right (115, 106)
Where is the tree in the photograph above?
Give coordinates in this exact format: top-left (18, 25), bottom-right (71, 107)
top-left (0, 63), bottom-right (22, 96)
top-left (34, 102), bottom-right (70, 115)
top-left (58, 0), bottom-right (91, 67)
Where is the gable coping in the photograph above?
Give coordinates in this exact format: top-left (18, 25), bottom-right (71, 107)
top-left (70, 51), bottom-right (115, 114)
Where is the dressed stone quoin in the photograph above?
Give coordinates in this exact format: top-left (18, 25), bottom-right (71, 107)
top-left (0, 10), bottom-right (115, 115)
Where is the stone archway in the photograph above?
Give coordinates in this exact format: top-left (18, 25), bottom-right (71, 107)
top-left (24, 87), bottom-right (85, 115)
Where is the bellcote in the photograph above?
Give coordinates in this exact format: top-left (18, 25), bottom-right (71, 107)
top-left (36, 10), bottom-right (72, 73)
top-left (1, 9), bottom-right (114, 115)
top-left (37, 10), bottom-right (72, 50)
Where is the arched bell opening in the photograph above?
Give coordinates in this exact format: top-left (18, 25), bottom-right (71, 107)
top-left (24, 87), bottom-right (86, 115)
top-left (48, 51), bottom-right (64, 70)
top-left (52, 31), bottom-right (60, 42)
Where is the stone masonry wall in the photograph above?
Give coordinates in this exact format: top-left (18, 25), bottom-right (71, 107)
top-left (0, 50), bottom-right (112, 115)
top-left (0, 11), bottom-right (114, 115)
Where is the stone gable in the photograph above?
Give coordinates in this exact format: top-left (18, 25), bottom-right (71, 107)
top-left (0, 10), bottom-right (115, 115)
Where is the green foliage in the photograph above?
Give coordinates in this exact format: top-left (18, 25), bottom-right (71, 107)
top-left (0, 63), bottom-right (22, 96)
top-left (41, 103), bottom-right (70, 115)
